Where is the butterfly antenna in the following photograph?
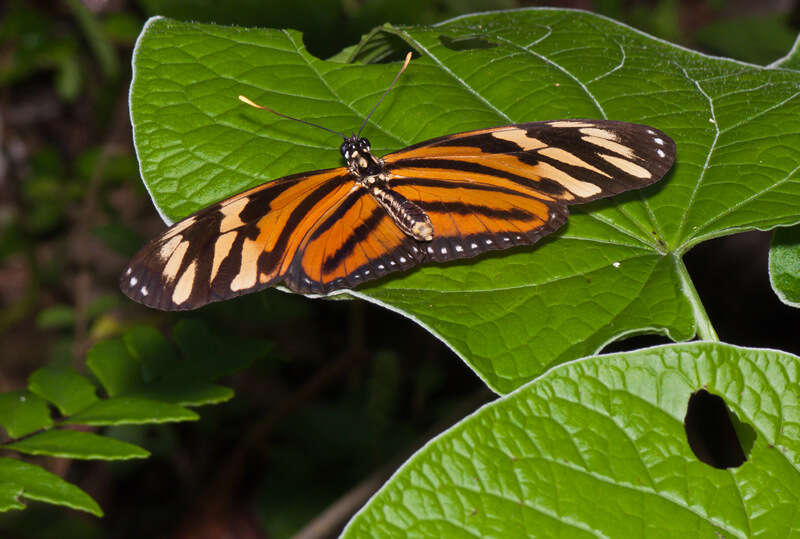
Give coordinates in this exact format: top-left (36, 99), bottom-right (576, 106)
top-left (356, 52), bottom-right (413, 137)
top-left (238, 95), bottom-right (348, 139)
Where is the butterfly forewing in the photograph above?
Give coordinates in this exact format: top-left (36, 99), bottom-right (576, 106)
top-left (122, 119), bottom-right (675, 309)
top-left (384, 120), bottom-right (675, 204)
top-left (121, 168), bottom-right (352, 309)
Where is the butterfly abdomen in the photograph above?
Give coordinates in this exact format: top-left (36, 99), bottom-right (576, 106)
top-left (370, 185), bottom-right (433, 241)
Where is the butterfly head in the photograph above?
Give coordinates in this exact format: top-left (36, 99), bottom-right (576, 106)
top-left (341, 135), bottom-right (382, 176)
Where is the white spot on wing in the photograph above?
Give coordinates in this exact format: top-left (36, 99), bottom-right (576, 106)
top-left (400, 257), bottom-right (406, 263)
top-left (471, 243), bottom-right (478, 249)
top-left (440, 247), bottom-right (447, 254)
top-left (129, 277), bottom-right (137, 286)
top-left (141, 286), bottom-right (148, 296)
top-left (126, 268), bottom-right (132, 275)
top-left (455, 245), bottom-right (463, 253)
top-left (657, 149), bottom-right (666, 158)
top-left (653, 138), bottom-right (664, 145)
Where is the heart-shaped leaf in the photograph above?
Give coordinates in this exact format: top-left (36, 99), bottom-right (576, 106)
top-left (342, 342), bottom-right (800, 537)
top-left (130, 11), bottom-right (800, 392)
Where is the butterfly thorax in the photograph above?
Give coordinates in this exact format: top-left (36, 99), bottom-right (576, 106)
top-left (341, 136), bottom-right (434, 242)
top-left (341, 135), bottom-right (384, 178)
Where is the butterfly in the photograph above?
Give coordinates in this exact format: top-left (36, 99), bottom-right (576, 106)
top-left (121, 53), bottom-right (676, 311)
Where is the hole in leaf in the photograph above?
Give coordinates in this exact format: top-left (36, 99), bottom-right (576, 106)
top-left (348, 34), bottom-right (414, 64)
top-left (439, 35), bottom-right (498, 51)
top-left (684, 389), bottom-right (754, 469)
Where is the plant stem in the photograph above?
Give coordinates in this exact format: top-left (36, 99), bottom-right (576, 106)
top-left (673, 253), bottom-right (718, 341)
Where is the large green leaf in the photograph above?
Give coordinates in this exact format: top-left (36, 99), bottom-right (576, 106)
top-left (130, 11), bottom-right (800, 392)
top-left (343, 343), bottom-right (800, 537)
top-left (769, 225), bottom-right (800, 308)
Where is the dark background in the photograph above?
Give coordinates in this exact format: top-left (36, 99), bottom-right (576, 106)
top-left (1, 0), bottom-right (799, 537)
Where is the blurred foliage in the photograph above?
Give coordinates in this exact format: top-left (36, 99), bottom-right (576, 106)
top-left (138, 0), bottom-right (517, 58)
top-left (0, 319), bottom-right (271, 517)
top-left (1, 0), bottom-right (799, 537)
top-left (694, 13), bottom-right (798, 64)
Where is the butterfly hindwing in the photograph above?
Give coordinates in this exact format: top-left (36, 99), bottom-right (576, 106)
top-left (389, 177), bottom-right (567, 262)
top-left (288, 189), bottom-right (424, 294)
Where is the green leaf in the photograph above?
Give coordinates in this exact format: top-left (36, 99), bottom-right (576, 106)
top-left (770, 225), bottom-right (800, 308)
top-left (130, 12), bottom-right (800, 392)
top-left (0, 391), bottom-right (53, 438)
top-left (92, 220), bottom-right (145, 257)
top-left (86, 294), bottom-right (121, 320)
top-left (0, 483), bottom-right (25, 512)
top-left (28, 367), bottom-right (98, 416)
top-left (35, 305), bottom-right (75, 329)
top-left (86, 338), bottom-right (143, 397)
top-left (771, 35), bottom-right (800, 71)
top-left (343, 343), bottom-right (800, 537)
top-left (4, 429), bottom-right (150, 460)
top-left (123, 326), bottom-right (180, 381)
top-left (171, 318), bottom-right (269, 379)
top-left (0, 457), bottom-right (102, 516)
top-left (65, 396), bottom-right (198, 426)
top-left (132, 381), bottom-right (234, 407)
